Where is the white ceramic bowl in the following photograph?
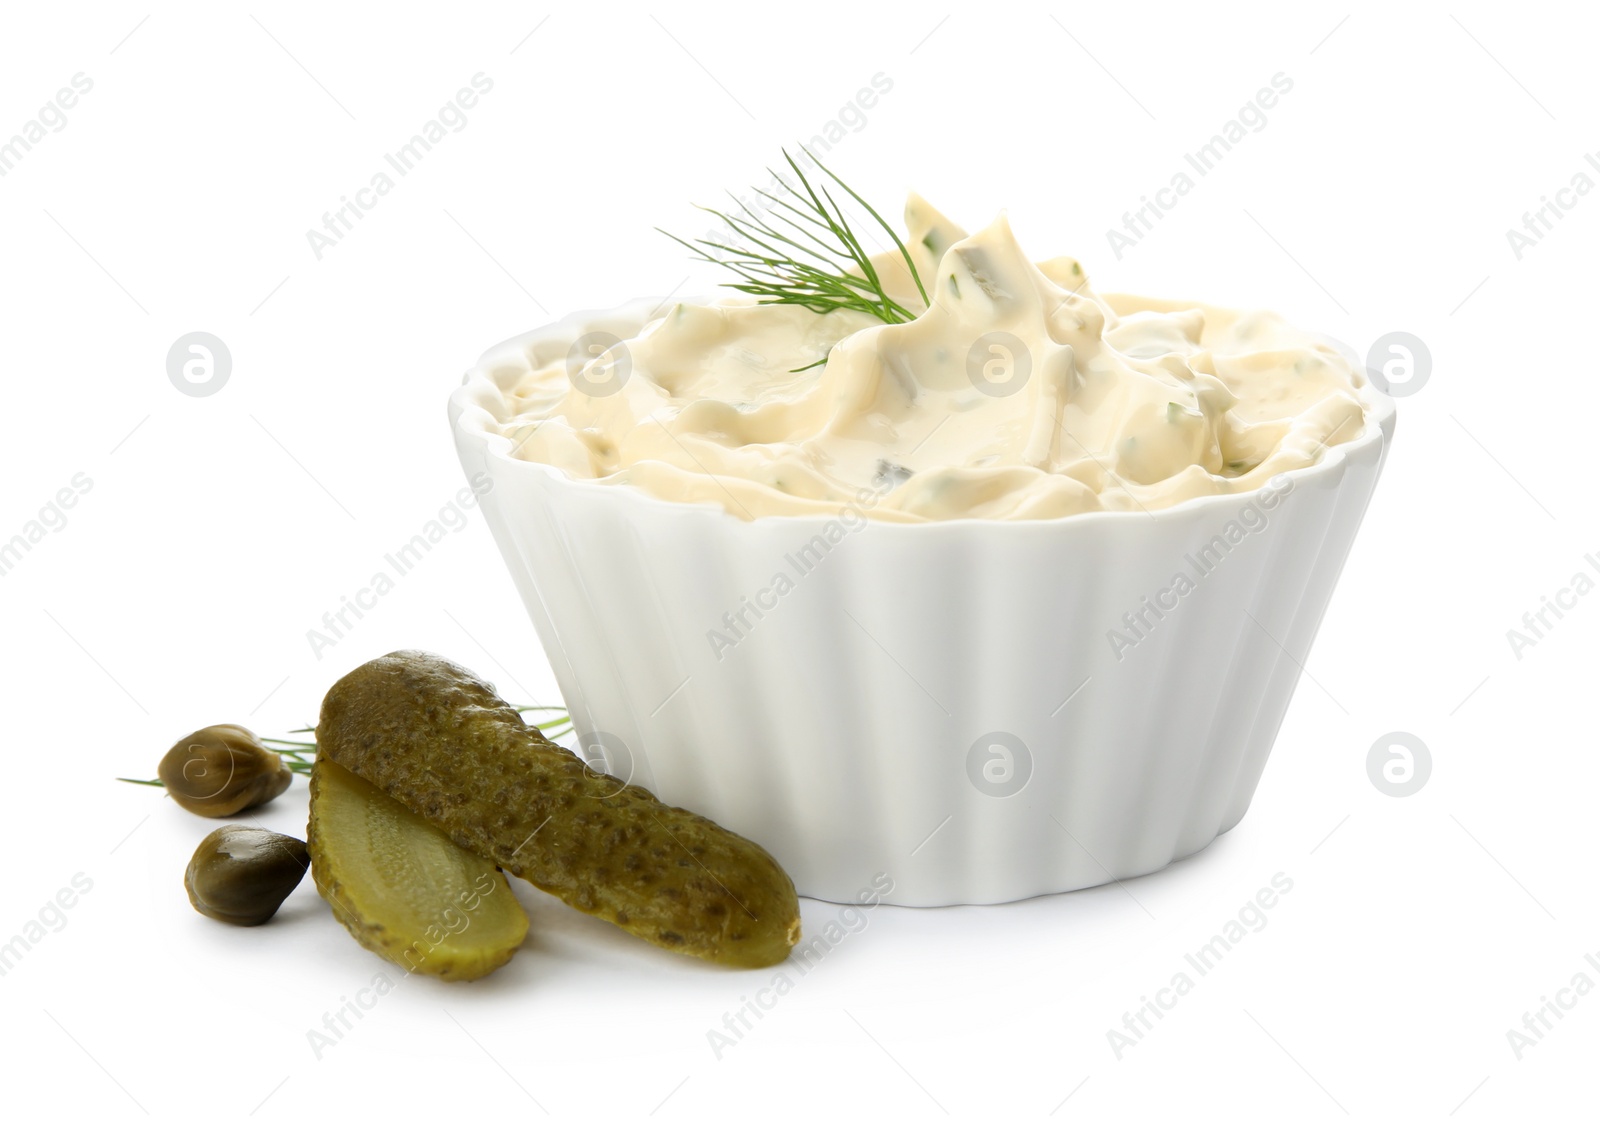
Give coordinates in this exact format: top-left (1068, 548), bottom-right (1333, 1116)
top-left (448, 298), bottom-right (1395, 906)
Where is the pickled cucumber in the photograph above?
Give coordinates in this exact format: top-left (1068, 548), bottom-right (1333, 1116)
top-left (316, 650), bottom-right (801, 968)
top-left (307, 757), bottom-right (529, 981)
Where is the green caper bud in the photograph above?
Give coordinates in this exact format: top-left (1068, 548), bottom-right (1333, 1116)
top-left (185, 825), bottom-right (310, 926)
top-left (158, 725), bottom-right (293, 817)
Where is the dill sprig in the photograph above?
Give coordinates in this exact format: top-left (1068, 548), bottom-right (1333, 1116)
top-left (660, 149), bottom-right (929, 326)
top-left (118, 705), bottom-right (573, 786)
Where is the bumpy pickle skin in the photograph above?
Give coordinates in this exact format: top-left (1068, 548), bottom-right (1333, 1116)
top-left (316, 651), bottom-right (801, 968)
top-left (307, 758), bottom-right (529, 982)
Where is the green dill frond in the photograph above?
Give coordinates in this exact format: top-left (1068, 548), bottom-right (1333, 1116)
top-left (660, 149), bottom-right (928, 326)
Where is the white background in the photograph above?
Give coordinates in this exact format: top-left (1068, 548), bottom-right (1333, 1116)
top-left (1, 1), bottom-right (1594, 1125)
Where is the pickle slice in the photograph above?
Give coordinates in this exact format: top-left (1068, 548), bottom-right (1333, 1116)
top-left (317, 650), bottom-right (801, 968)
top-left (307, 758), bottom-right (528, 981)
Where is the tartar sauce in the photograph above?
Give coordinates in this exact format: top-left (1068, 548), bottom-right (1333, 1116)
top-left (498, 196), bottom-right (1369, 521)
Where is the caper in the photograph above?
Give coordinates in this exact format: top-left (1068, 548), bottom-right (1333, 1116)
top-left (158, 725), bottom-right (292, 817)
top-left (185, 825), bottom-right (310, 926)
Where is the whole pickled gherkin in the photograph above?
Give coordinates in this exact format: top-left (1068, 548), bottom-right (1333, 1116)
top-left (316, 650), bottom-right (801, 968)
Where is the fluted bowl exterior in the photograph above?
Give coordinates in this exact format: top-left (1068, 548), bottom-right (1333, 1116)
top-left (448, 299), bottom-right (1394, 905)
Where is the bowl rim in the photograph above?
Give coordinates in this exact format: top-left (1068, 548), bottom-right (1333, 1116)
top-left (449, 295), bottom-right (1396, 534)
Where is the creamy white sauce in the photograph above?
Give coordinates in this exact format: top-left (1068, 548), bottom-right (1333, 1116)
top-left (498, 196), bottom-right (1369, 522)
